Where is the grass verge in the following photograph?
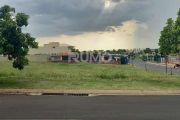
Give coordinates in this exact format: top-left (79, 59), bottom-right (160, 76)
top-left (0, 61), bottom-right (180, 90)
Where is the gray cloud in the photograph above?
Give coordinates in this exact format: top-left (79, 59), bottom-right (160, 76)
top-left (133, 0), bottom-right (180, 48)
top-left (1, 0), bottom-right (180, 50)
top-left (111, 0), bottom-right (121, 3)
top-left (0, 0), bottom-right (154, 37)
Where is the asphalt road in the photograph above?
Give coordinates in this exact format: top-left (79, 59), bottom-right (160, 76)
top-left (1, 95), bottom-right (180, 120)
top-left (132, 60), bottom-right (180, 75)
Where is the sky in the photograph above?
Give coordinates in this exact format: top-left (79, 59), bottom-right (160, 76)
top-left (1, 0), bottom-right (180, 51)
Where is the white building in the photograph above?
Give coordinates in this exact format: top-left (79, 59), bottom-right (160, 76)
top-left (28, 42), bottom-right (74, 56)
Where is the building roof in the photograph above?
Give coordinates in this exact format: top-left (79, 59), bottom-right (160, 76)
top-left (41, 42), bottom-right (74, 47)
top-left (59, 43), bottom-right (74, 47)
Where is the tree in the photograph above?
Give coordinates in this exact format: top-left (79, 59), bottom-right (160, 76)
top-left (172, 9), bottom-right (180, 54)
top-left (159, 18), bottom-right (174, 74)
top-left (75, 49), bottom-right (80, 53)
top-left (155, 49), bottom-right (159, 55)
top-left (117, 49), bottom-right (126, 54)
top-left (129, 52), bottom-right (135, 59)
top-left (93, 50), bottom-right (98, 54)
top-left (112, 49), bottom-right (116, 54)
top-left (106, 50), bottom-right (111, 53)
top-left (71, 48), bottom-right (76, 52)
top-left (158, 18), bottom-right (174, 55)
top-left (144, 48), bottom-right (152, 54)
top-left (139, 50), bottom-right (143, 54)
top-left (159, 9), bottom-right (180, 55)
top-left (0, 5), bottom-right (38, 70)
top-left (82, 50), bottom-right (86, 55)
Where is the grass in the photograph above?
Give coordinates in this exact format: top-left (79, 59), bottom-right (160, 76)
top-left (97, 73), bottom-right (127, 79)
top-left (0, 61), bottom-right (180, 90)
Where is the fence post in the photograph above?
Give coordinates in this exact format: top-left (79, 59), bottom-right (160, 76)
top-left (145, 61), bottom-right (147, 71)
top-left (165, 55), bottom-right (167, 74)
top-left (132, 56), bottom-right (134, 66)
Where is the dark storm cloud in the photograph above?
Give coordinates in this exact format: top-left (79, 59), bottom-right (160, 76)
top-left (0, 0), bottom-right (156, 37)
top-left (111, 0), bottom-right (121, 3)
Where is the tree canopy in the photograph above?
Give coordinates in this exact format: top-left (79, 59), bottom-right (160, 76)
top-left (159, 9), bottom-right (180, 55)
top-left (159, 18), bottom-right (174, 55)
top-left (0, 5), bottom-right (38, 70)
top-left (105, 49), bottom-right (126, 54)
top-left (172, 9), bottom-right (180, 53)
top-left (144, 48), bottom-right (152, 54)
top-left (155, 49), bottom-right (159, 54)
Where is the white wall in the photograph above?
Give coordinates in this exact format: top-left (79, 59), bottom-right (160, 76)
top-left (26, 55), bottom-right (49, 62)
top-left (29, 42), bottom-right (72, 55)
top-left (0, 56), bottom-right (8, 61)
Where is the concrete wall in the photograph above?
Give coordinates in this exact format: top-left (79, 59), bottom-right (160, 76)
top-left (26, 55), bottom-right (49, 62)
top-left (0, 56), bottom-right (8, 61)
top-left (28, 42), bottom-right (72, 55)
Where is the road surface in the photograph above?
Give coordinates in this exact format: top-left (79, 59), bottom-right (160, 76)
top-left (0, 95), bottom-right (180, 120)
top-left (133, 60), bottom-right (180, 75)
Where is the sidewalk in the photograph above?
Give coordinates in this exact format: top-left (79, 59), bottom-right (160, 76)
top-left (1, 89), bottom-right (180, 95)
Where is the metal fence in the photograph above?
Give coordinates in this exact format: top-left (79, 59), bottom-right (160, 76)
top-left (161, 56), bottom-right (180, 64)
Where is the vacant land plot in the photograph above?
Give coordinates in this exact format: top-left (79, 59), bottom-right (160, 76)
top-left (0, 61), bottom-right (180, 90)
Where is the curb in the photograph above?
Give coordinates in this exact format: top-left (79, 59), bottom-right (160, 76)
top-left (1, 89), bottom-right (180, 96)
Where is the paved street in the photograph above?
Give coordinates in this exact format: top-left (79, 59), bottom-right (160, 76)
top-left (0, 95), bottom-right (180, 119)
top-left (133, 61), bottom-right (180, 75)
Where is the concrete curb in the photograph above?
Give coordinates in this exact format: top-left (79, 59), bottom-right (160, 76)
top-left (1, 89), bottom-right (180, 95)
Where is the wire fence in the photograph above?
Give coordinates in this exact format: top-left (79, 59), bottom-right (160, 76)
top-left (161, 56), bottom-right (180, 64)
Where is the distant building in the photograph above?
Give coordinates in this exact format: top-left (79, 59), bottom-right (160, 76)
top-left (133, 48), bottom-right (141, 53)
top-left (28, 42), bottom-right (74, 56)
